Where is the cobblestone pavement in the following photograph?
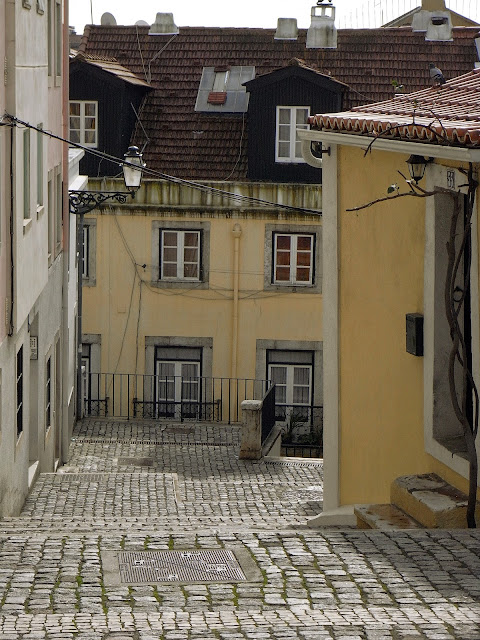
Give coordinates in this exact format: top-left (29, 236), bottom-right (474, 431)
top-left (0, 418), bottom-right (479, 639)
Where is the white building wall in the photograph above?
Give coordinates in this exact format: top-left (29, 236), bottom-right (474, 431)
top-left (0, 0), bottom-right (73, 517)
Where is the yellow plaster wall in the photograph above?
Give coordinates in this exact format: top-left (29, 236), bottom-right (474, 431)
top-left (337, 145), bottom-right (428, 504)
top-left (82, 212), bottom-right (322, 380)
top-left (337, 147), bottom-right (480, 504)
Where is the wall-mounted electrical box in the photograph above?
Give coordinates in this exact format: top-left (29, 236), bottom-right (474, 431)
top-left (406, 313), bottom-right (424, 356)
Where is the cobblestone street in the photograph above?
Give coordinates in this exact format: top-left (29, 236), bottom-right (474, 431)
top-left (0, 419), bottom-right (479, 639)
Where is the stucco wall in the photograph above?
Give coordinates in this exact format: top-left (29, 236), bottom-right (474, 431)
top-left (337, 145), bottom-right (428, 504)
top-left (82, 202), bottom-right (323, 385)
top-left (336, 145), bottom-right (480, 505)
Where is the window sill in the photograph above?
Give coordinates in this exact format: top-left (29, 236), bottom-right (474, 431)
top-left (37, 205), bottom-right (45, 219)
top-left (264, 282), bottom-right (321, 294)
top-left (151, 279), bottom-right (208, 291)
top-left (23, 218), bottom-right (32, 234)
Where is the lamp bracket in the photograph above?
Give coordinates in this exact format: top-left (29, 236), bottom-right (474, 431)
top-left (311, 142), bottom-right (331, 157)
top-left (69, 190), bottom-right (135, 215)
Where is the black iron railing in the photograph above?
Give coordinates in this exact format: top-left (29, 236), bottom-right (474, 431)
top-left (82, 373), bottom-right (269, 423)
top-left (261, 384), bottom-right (276, 444)
top-left (279, 405), bottom-right (323, 451)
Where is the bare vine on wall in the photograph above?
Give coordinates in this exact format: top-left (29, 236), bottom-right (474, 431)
top-left (344, 113), bottom-right (479, 526)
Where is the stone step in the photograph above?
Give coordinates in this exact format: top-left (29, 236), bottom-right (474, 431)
top-left (354, 503), bottom-right (423, 530)
top-left (391, 473), bottom-right (480, 528)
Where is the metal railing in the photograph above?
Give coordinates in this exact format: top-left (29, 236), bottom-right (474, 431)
top-left (261, 384), bottom-right (276, 444)
top-left (82, 373), bottom-right (269, 423)
top-left (279, 404), bottom-right (323, 448)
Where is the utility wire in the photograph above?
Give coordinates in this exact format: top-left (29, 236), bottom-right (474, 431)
top-left (1, 113), bottom-right (322, 217)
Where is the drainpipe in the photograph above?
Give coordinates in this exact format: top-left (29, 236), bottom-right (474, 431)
top-left (231, 223), bottom-right (242, 380)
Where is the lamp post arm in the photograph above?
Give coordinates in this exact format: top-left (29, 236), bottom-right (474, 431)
top-left (69, 190), bottom-right (136, 215)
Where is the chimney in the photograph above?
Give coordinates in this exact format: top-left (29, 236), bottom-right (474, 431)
top-left (275, 18), bottom-right (298, 40)
top-left (306, 1), bottom-right (337, 49)
top-left (412, 0), bottom-right (452, 39)
top-left (149, 13), bottom-right (179, 36)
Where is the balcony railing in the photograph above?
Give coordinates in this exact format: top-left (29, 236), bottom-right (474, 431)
top-left (82, 373), bottom-right (269, 423)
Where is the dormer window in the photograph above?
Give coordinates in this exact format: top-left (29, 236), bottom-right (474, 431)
top-left (195, 66), bottom-right (255, 113)
top-left (275, 106), bottom-right (310, 163)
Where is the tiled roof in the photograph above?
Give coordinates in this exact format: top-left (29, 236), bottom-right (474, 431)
top-left (309, 68), bottom-right (480, 147)
top-left (78, 24), bottom-right (480, 179)
top-left (73, 53), bottom-right (151, 88)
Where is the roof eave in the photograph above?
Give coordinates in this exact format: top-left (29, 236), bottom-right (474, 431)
top-left (298, 129), bottom-right (480, 163)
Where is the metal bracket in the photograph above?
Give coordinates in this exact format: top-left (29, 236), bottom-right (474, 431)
top-left (69, 190), bottom-right (135, 215)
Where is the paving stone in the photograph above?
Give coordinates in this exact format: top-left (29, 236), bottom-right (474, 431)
top-left (0, 418), bottom-right (478, 639)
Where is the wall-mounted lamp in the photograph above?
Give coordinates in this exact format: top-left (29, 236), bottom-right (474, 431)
top-left (406, 154), bottom-right (430, 183)
top-left (69, 146), bottom-right (145, 215)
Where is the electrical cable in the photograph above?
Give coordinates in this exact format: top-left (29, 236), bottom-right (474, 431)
top-left (1, 113), bottom-right (322, 217)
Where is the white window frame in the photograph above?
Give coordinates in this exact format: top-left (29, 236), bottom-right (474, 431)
top-left (273, 232), bottom-right (314, 286)
top-left (275, 106), bottom-right (310, 163)
top-left (69, 100), bottom-right (98, 148)
top-left (160, 229), bottom-right (201, 281)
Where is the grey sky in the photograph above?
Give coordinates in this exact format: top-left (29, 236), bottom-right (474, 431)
top-left (69, 0), bottom-right (479, 34)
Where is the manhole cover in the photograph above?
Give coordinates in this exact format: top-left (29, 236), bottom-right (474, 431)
top-left (117, 457), bottom-right (154, 467)
top-left (102, 548), bottom-right (261, 585)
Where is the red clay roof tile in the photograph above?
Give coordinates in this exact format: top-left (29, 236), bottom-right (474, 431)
top-left (78, 25), bottom-right (480, 178)
top-left (309, 68), bottom-right (480, 147)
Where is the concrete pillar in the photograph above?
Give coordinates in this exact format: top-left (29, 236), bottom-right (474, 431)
top-left (239, 400), bottom-right (262, 459)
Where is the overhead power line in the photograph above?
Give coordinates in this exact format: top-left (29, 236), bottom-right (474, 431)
top-left (0, 113), bottom-right (322, 217)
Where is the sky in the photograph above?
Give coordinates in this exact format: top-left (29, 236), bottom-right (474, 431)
top-left (68, 0), bottom-right (479, 34)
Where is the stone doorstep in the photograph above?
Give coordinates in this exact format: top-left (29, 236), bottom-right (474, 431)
top-left (391, 473), bottom-right (480, 529)
top-left (354, 503), bottom-right (423, 530)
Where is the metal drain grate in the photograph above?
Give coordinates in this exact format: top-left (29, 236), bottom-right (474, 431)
top-left (265, 457), bottom-right (324, 468)
top-left (106, 549), bottom-right (246, 585)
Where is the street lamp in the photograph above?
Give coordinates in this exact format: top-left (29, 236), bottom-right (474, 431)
top-left (406, 154), bottom-right (429, 184)
top-left (69, 146), bottom-right (145, 215)
top-left (70, 146), bottom-right (145, 419)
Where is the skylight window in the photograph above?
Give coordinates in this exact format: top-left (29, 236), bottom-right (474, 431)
top-left (195, 66), bottom-right (255, 113)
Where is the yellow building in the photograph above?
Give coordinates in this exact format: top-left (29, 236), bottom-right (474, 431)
top-left (300, 69), bottom-right (480, 526)
top-left (81, 179), bottom-right (324, 426)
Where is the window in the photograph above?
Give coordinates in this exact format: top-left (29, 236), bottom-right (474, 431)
top-left (55, 0), bottom-right (62, 79)
top-left (152, 221), bottom-right (210, 289)
top-left (16, 346), bottom-right (23, 438)
top-left (264, 224), bottom-right (321, 293)
top-left (47, 173), bottom-right (53, 262)
top-left (276, 106), bottom-right (310, 163)
top-left (45, 356), bottom-right (52, 431)
top-left (155, 346), bottom-right (202, 419)
top-left (47, 0), bottom-right (52, 77)
top-left (37, 124), bottom-right (44, 210)
top-left (267, 350), bottom-right (314, 423)
top-left (23, 129), bottom-right (31, 219)
top-left (273, 233), bottom-right (313, 285)
top-left (83, 225), bottom-right (89, 278)
top-left (55, 169), bottom-right (62, 252)
top-left (82, 219), bottom-right (96, 286)
top-left (195, 66), bottom-right (255, 113)
top-left (69, 101), bottom-right (98, 147)
top-left (160, 230), bottom-right (200, 281)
